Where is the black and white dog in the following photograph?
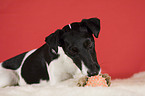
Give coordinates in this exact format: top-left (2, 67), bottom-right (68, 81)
top-left (0, 18), bottom-right (101, 87)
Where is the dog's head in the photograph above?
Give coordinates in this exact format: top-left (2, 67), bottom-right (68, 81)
top-left (45, 18), bottom-right (101, 77)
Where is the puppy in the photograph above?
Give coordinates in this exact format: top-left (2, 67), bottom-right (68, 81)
top-left (0, 18), bottom-right (101, 87)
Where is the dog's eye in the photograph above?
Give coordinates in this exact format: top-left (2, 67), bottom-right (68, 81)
top-left (84, 39), bottom-right (92, 49)
top-left (69, 47), bottom-right (78, 56)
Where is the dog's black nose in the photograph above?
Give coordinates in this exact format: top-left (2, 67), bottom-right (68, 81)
top-left (87, 63), bottom-right (100, 77)
top-left (88, 71), bottom-right (99, 77)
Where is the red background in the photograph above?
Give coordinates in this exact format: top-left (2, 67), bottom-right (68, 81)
top-left (0, 0), bottom-right (145, 79)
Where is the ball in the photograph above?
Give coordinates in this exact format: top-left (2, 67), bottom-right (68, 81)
top-left (85, 75), bottom-right (109, 87)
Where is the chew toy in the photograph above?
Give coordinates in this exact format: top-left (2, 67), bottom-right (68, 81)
top-left (85, 74), bottom-right (111, 87)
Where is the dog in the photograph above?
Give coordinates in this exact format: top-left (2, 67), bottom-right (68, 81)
top-left (0, 18), bottom-right (101, 87)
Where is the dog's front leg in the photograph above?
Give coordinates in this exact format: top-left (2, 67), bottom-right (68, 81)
top-left (55, 69), bottom-right (87, 87)
top-left (58, 75), bottom-right (87, 87)
top-left (72, 70), bottom-right (88, 87)
top-left (76, 75), bottom-right (88, 87)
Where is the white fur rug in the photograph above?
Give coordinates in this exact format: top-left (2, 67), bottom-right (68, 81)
top-left (0, 72), bottom-right (145, 96)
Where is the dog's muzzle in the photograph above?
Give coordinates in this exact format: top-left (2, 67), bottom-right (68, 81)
top-left (87, 63), bottom-right (100, 77)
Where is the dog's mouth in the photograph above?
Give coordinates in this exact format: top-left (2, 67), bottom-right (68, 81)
top-left (81, 61), bottom-right (101, 77)
top-left (87, 70), bottom-right (100, 77)
top-left (87, 68), bottom-right (101, 77)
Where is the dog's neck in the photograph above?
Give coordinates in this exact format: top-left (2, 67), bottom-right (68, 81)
top-left (48, 46), bottom-right (82, 84)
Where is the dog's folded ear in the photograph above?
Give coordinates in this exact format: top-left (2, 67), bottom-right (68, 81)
top-left (81, 18), bottom-right (100, 38)
top-left (45, 29), bottom-right (63, 53)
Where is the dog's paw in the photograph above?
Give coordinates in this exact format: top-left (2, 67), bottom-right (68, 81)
top-left (100, 74), bottom-right (111, 86)
top-left (76, 76), bottom-right (88, 87)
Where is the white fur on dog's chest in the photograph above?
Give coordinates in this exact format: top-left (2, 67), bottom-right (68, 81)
top-left (48, 47), bottom-right (82, 85)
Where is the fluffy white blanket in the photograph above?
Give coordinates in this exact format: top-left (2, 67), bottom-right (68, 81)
top-left (0, 72), bottom-right (145, 96)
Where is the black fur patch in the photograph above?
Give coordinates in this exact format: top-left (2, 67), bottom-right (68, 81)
top-left (21, 44), bottom-right (59, 84)
top-left (2, 52), bottom-right (27, 70)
